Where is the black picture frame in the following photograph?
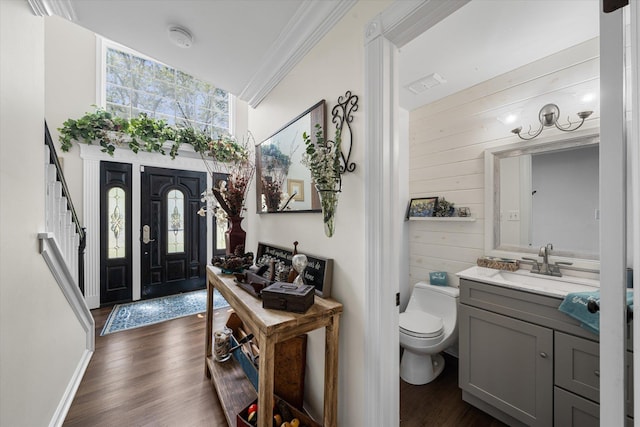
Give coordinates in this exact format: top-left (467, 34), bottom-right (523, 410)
top-left (406, 197), bottom-right (439, 219)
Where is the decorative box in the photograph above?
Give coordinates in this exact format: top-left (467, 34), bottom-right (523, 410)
top-left (262, 282), bottom-right (315, 313)
top-left (237, 395), bottom-right (321, 427)
top-left (226, 312), bottom-right (307, 409)
top-left (476, 257), bottom-right (520, 271)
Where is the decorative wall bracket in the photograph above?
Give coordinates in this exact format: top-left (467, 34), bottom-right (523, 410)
top-left (331, 91), bottom-right (358, 173)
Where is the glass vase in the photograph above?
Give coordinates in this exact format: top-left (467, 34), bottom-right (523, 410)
top-left (315, 185), bottom-right (340, 237)
top-left (225, 216), bottom-right (246, 256)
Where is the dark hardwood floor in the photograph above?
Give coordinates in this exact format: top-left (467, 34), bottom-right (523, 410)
top-left (64, 306), bottom-right (228, 426)
top-left (400, 354), bottom-right (506, 427)
top-left (65, 306), bottom-right (505, 426)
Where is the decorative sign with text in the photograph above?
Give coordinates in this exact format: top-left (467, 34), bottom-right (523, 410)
top-left (256, 242), bottom-right (333, 298)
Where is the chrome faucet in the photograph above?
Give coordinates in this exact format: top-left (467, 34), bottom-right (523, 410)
top-left (538, 243), bottom-right (553, 275)
top-left (523, 243), bottom-right (572, 277)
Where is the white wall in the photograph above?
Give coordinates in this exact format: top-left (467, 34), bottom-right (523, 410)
top-left (408, 38), bottom-right (601, 287)
top-left (247, 1), bottom-right (390, 423)
top-left (0, 2), bottom-right (87, 426)
top-left (44, 16), bottom-right (98, 222)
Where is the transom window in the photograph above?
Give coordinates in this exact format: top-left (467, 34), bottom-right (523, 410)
top-left (101, 40), bottom-right (230, 137)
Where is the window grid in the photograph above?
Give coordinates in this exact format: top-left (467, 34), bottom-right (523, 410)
top-left (103, 45), bottom-right (229, 138)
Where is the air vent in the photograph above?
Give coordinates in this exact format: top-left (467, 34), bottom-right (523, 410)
top-left (405, 73), bottom-right (446, 94)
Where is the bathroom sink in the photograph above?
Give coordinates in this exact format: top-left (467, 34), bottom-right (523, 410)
top-left (492, 270), bottom-right (598, 295)
top-left (457, 266), bottom-right (599, 297)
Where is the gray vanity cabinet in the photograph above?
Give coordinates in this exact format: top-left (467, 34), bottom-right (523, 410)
top-left (459, 304), bottom-right (553, 426)
top-left (459, 278), bottom-right (633, 427)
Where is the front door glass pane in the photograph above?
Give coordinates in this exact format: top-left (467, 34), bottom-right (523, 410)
top-left (167, 189), bottom-right (185, 253)
top-left (108, 187), bottom-right (126, 259)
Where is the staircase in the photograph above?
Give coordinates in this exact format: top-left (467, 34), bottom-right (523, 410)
top-left (39, 122), bottom-right (94, 427)
top-left (43, 123), bottom-right (86, 293)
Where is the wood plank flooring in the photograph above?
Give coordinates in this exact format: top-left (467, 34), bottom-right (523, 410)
top-left (65, 306), bottom-right (505, 426)
top-left (400, 354), bottom-right (507, 427)
top-left (64, 306), bottom-right (228, 426)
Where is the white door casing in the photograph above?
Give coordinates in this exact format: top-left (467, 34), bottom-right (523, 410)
top-left (363, 1), bottom-right (470, 425)
top-left (80, 144), bottom-right (212, 309)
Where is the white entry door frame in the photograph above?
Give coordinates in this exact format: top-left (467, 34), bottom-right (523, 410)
top-left (80, 144), bottom-right (212, 309)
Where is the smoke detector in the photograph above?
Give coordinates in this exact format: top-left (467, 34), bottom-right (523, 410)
top-left (168, 26), bottom-right (193, 48)
top-left (405, 73), bottom-right (446, 95)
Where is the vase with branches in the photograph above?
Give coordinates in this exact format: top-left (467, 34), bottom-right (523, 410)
top-left (198, 134), bottom-right (255, 255)
top-left (302, 123), bottom-right (342, 237)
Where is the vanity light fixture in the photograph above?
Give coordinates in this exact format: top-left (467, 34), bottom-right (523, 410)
top-left (511, 103), bottom-right (593, 141)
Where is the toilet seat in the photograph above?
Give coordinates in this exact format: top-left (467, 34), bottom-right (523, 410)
top-left (399, 311), bottom-right (444, 338)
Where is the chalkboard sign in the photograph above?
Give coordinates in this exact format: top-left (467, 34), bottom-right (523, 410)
top-left (256, 242), bottom-right (333, 298)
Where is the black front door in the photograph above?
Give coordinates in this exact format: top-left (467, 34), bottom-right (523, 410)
top-left (100, 161), bottom-right (133, 305)
top-left (140, 166), bottom-right (207, 299)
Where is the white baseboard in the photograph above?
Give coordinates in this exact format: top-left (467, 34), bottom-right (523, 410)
top-left (85, 295), bottom-right (100, 310)
top-left (48, 349), bottom-right (93, 427)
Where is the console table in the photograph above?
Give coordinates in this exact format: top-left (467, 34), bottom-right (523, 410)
top-left (204, 266), bottom-right (343, 427)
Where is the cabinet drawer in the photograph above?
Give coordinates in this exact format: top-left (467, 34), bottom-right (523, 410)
top-left (554, 386), bottom-right (634, 427)
top-left (555, 332), bottom-right (599, 402)
top-left (554, 386), bottom-right (599, 427)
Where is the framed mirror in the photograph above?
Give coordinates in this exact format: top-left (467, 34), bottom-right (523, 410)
top-left (255, 100), bottom-right (326, 213)
top-left (485, 129), bottom-right (600, 268)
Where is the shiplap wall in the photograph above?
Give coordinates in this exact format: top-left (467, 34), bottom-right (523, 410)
top-left (408, 38), bottom-right (601, 287)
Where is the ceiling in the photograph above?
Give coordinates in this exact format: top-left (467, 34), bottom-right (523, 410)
top-left (398, 0), bottom-right (600, 111)
top-left (30, 0), bottom-right (356, 107)
top-left (31, 0), bottom-right (599, 111)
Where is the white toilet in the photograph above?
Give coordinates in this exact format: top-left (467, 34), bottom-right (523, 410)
top-left (399, 281), bottom-right (459, 385)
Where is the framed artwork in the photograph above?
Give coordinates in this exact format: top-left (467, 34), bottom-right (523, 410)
top-left (287, 179), bottom-right (305, 202)
top-left (407, 197), bottom-right (439, 218)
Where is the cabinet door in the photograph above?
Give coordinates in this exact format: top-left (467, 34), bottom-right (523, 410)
top-left (459, 304), bottom-right (553, 427)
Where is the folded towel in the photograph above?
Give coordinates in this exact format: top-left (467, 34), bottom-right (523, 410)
top-left (558, 290), bottom-right (633, 335)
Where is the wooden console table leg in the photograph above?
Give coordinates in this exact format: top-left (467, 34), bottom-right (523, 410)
top-left (257, 333), bottom-right (276, 427)
top-left (324, 314), bottom-right (341, 427)
top-left (204, 280), bottom-right (214, 378)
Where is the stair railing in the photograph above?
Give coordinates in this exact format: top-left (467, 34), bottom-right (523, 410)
top-left (44, 122), bottom-right (86, 294)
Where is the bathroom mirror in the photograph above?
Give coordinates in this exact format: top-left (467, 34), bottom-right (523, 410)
top-left (485, 130), bottom-right (600, 266)
top-left (255, 100), bottom-right (326, 213)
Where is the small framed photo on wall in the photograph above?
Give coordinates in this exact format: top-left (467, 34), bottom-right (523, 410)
top-left (287, 179), bottom-right (305, 202)
top-left (406, 197), bottom-right (439, 219)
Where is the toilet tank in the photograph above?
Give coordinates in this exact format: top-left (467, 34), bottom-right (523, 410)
top-left (405, 282), bottom-right (459, 325)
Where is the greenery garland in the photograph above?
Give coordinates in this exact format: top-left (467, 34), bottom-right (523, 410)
top-left (58, 108), bottom-right (247, 161)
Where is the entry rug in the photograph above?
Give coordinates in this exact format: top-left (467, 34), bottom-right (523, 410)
top-left (100, 289), bottom-right (229, 336)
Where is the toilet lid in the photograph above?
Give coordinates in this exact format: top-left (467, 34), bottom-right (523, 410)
top-left (399, 311), bottom-right (444, 338)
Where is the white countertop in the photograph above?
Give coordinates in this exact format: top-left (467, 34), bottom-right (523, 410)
top-left (457, 266), bottom-right (600, 298)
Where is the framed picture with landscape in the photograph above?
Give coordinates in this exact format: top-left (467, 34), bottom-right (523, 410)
top-left (407, 197), bottom-right (439, 219)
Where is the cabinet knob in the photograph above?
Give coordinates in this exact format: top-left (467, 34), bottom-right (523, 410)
top-left (594, 370), bottom-right (600, 377)
top-left (539, 352), bottom-right (548, 358)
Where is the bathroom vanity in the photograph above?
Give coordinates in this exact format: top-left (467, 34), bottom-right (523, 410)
top-left (457, 267), bottom-right (633, 427)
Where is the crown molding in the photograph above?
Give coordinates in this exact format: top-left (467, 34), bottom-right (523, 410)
top-left (373, 0), bottom-right (469, 48)
top-left (239, 0), bottom-right (357, 108)
top-left (27, 0), bottom-right (76, 20)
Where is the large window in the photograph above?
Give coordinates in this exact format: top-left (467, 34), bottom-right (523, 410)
top-left (102, 41), bottom-right (230, 137)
